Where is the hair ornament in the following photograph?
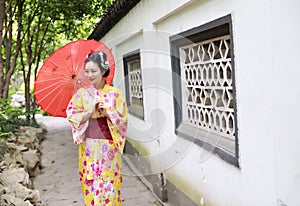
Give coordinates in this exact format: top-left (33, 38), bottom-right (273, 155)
top-left (98, 52), bottom-right (109, 70)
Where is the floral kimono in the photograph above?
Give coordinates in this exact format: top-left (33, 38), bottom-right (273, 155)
top-left (66, 84), bottom-right (128, 206)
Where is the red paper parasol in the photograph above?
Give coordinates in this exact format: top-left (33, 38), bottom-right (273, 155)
top-left (34, 39), bottom-right (115, 117)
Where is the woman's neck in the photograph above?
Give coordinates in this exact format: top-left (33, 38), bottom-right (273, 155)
top-left (94, 79), bottom-right (106, 90)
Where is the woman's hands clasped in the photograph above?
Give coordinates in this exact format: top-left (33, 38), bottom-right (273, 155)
top-left (95, 100), bottom-right (109, 117)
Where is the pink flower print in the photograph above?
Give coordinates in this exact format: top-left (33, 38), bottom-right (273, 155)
top-left (114, 171), bottom-right (118, 177)
top-left (86, 147), bottom-right (91, 156)
top-left (91, 200), bottom-right (95, 205)
top-left (85, 189), bottom-right (89, 196)
top-left (84, 179), bottom-right (93, 187)
top-left (105, 199), bottom-right (110, 204)
top-left (104, 184), bottom-right (112, 193)
top-left (117, 111), bottom-right (123, 118)
top-left (96, 190), bottom-right (100, 196)
top-left (102, 143), bottom-right (108, 153)
top-left (83, 160), bottom-right (87, 166)
top-left (107, 150), bottom-right (115, 161)
top-left (91, 185), bottom-right (95, 193)
top-left (116, 119), bottom-right (120, 126)
top-left (107, 92), bottom-right (114, 98)
top-left (94, 166), bottom-right (103, 177)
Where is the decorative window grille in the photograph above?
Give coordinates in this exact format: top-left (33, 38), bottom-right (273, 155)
top-left (170, 14), bottom-right (239, 166)
top-left (123, 52), bottom-right (144, 119)
top-left (181, 35), bottom-right (235, 141)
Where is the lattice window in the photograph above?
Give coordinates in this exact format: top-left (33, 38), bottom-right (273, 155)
top-left (128, 60), bottom-right (143, 107)
top-left (124, 52), bottom-right (144, 119)
top-left (170, 15), bottom-right (238, 166)
top-left (181, 35), bottom-right (235, 140)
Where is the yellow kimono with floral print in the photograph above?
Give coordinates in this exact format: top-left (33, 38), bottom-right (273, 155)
top-left (66, 84), bottom-right (128, 206)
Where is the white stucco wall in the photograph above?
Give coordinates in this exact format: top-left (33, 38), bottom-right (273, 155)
top-left (100, 0), bottom-right (300, 205)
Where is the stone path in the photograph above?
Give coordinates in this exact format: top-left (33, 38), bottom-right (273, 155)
top-left (33, 116), bottom-right (162, 206)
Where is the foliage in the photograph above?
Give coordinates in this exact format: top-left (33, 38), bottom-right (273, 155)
top-left (1, 0), bottom-right (114, 115)
top-left (0, 98), bottom-right (36, 134)
top-left (0, 97), bottom-right (39, 159)
top-left (0, 0), bottom-right (114, 159)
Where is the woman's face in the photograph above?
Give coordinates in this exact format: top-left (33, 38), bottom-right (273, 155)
top-left (84, 61), bottom-right (104, 87)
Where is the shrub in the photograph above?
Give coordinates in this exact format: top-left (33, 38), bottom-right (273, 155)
top-left (0, 98), bottom-right (38, 159)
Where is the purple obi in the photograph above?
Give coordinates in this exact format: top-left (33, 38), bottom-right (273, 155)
top-left (86, 117), bottom-right (112, 140)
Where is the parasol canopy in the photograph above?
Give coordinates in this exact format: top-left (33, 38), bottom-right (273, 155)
top-left (34, 39), bottom-right (115, 117)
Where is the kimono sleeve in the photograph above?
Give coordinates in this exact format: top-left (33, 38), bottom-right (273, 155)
top-left (106, 88), bottom-right (128, 153)
top-left (66, 91), bottom-right (89, 144)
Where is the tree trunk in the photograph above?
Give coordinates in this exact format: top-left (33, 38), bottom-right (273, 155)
top-left (0, 0), bottom-right (5, 99)
top-left (0, 0), bottom-right (24, 100)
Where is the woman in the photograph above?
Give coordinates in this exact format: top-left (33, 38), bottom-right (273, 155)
top-left (66, 51), bottom-right (128, 206)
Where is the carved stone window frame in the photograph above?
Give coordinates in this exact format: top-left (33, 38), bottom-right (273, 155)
top-left (123, 50), bottom-right (145, 120)
top-left (170, 14), bottom-right (239, 166)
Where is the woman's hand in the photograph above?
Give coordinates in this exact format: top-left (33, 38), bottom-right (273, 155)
top-left (80, 110), bottom-right (93, 124)
top-left (79, 101), bottom-right (95, 124)
top-left (96, 101), bottom-right (109, 118)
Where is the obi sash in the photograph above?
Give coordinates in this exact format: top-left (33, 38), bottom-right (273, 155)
top-left (86, 117), bottom-right (112, 140)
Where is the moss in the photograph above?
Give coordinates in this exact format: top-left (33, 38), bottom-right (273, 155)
top-left (166, 171), bottom-right (212, 206)
top-left (126, 137), bottom-right (150, 156)
top-left (126, 137), bottom-right (212, 205)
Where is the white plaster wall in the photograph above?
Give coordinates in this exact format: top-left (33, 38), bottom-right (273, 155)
top-left (100, 0), bottom-right (300, 205)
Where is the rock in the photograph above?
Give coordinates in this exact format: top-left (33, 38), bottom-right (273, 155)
top-left (3, 149), bottom-right (27, 168)
top-left (0, 194), bottom-right (33, 206)
top-left (0, 168), bottom-right (30, 187)
top-left (0, 161), bottom-right (5, 171)
top-left (26, 188), bottom-right (43, 205)
top-left (22, 150), bottom-right (40, 176)
top-left (0, 125), bottom-right (46, 206)
top-left (37, 122), bottom-right (48, 135)
top-left (29, 163), bottom-right (41, 177)
top-left (5, 141), bottom-right (28, 152)
top-left (0, 183), bottom-right (43, 206)
top-left (15, 134), bottom-right (39, 151)
top-left (19, 126), bottom-right (44, 142)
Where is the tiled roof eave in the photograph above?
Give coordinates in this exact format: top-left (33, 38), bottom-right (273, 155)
top-left (88, 0), bottom-right (141, 40)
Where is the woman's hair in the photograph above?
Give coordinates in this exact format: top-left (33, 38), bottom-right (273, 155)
top-left (85, 51), bottom-right (110, 77)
